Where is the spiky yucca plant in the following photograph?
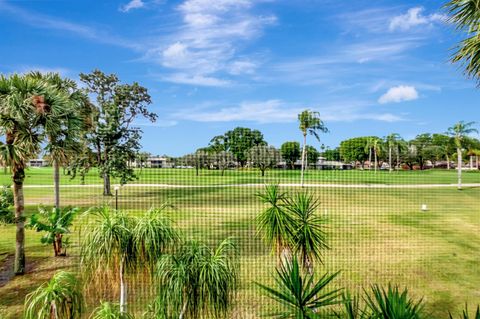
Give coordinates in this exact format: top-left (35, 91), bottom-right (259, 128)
top-left (449, 304), bottom-right (480, 319)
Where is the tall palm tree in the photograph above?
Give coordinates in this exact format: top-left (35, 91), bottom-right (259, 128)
top-left (0, 74), bottom-right (72, 274)
top-left (153, 238), bottom-right (238, 319)
top-left (81, 206), bottom-right (178, 314)
top-left (447, 121), bottom-right (478, 189)
top-left (365, 137), bottom-right (374, 170)
top-left (445, 0), bottom-right (480, 84)
top-left (285, 193), bottom-right (329, 274)
top-left (27, 72), bottom-right (92, 209)
top-left (255, 184), bottom-right (294, 266)
top-left (256, 257), bottom-right (341, 319)
top-left (24, 271), bottom-right (84, 319)
top-left (385, 133), bottom-right (402, 172)
top-left (298, 110), bottom-right (328, 186)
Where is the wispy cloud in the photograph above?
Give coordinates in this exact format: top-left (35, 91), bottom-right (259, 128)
top-left (173, 99), bottom-right (406, 123)
top-left (378, 85), bottom-right (419, 104)
top-left (389, 7), bottom-right (446, 31)
top-left (120, 0), bottom-right (145, 12)
top-left (0, 0), bottom-right (140, 49)
top-left (144, 0), bottom-right (276, 86)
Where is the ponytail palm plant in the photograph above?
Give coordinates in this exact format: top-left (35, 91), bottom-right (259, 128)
top-left (24, 271), bottom-right (84, 319)
top-left (256, 184), bottom-right (294, 265)
top-left (256, 256), bottom-right (341, 319)
top-left (152, 238), bottom-right (238, 319)
top-left (89, 302), bottom-right (135, 319)
top-left (81, 206), bottom-right (178, 314)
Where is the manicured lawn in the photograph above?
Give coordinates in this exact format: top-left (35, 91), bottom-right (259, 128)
top-left (0, 167), bottom-right (479, 186)
top-left (0, 180), bottom-right (479, 318)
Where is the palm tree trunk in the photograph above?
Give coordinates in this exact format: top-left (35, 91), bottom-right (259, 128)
top-left (374, 149), bottom-right (378, 173)
top-left (446, 154), bottom-right (450, 170)
top-left (53, 160), bottom-right (60, 209)
top-left (119, 256), bottom-right (127, 314)
top-left (368, 148), bottom-right (372, 170)
top-left (50, 300), bottom-right (58, 319)
top-left (457, 148), bottom-right (462, 190)
top-left (13, 166), bottom-right (26, 275)
top-left (300, 134), bottom-right (307, 187)
top-left (470, 155), bottom-right (473, 170)
top-left (389, 146), bottom-right (392, 172)
top-left (103, 173), bottom-right (112, 196)
top-left (397, 146), bottom-right (401, 170)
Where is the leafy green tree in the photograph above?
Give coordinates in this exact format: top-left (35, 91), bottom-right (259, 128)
top-left (78, 70), bottom-right (157, 196)
top-left (153, 239), bottom-right (238, 319)
top-left (28, 206), bottom-right (79, 257)
top-left (409, 134), bottom-right (433, 170)
top-left (247, 145), bottom-right (281, 176)
top-left (81, 206), bottom-right (178, 314)
top-left (447, 121), bottom-right (478, 189)
top-left (445, 0), bottom-right (480, 85)
top-left (183, 148), bottom-right (211, 176)
top-left (431, 134), bottom-right (455, 169)
top-left (90, 302), bottom-right (135, 319)
top-left (305, 145), bottom-right (320, 169)
top-left (322, 148), bottom-right (341, 161)
top-left (0, 74), bottom-right (75, 274)
top-left (256, 257), bottom-right (341, 319)
top-left (298, 110), bottom-right (328, 186)
top-left (256, 185), bottom-right (294, 265)
top-left (281, 141), bottom-right (301, 169)
top-left (385, 133), bottom-right (403, 172)
top-left (24, 271), bottom-right (84, 319)
top-left (210, 127), bottom-right (265, 167)
top-left (285, 193), bottom-right (328, 274)
top-left (211, 150), bottom-right (235, 176)
top-left (339, 137), bottom-right (369, 168)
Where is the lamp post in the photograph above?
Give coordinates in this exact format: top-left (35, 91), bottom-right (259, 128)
top-left (114, 186), bottom-right (120, 210)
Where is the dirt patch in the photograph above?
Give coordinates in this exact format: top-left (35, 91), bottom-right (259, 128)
top-left (0, 254), bottom-right (14, 287)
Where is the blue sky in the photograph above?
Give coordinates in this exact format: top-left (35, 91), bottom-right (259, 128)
top-left (0, 0), bottom-right (479, 156)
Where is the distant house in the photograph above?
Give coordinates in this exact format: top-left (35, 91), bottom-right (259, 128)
top-left (28, 158), bottom-right (49, 167)
top-left (315, 159), bottom-right (353, 170)
top-left (146, 157), bottom-right (174, 168)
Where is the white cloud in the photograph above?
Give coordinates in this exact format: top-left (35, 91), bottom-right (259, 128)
top-left (144, 0), bottom-right (275, 86)
top-left (389, 7), bottom-right (446, 31)
top-left (120, 0), bottom-right (145, 12)
top-left (378, 85), bottom-right (419, 104)
top-left (173, 99), bottom-right (406, 123)
top-left (162, 73), bottom-right (231, 87)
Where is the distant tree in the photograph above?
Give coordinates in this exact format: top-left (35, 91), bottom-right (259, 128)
top-left (247, 145), bottom-right (281, 176)
top-left (431, 134), bottom-right (455, 169)
top-left (322, 148), bottom-right (341, 161)
top-left (410, 134), bottom-right (433, 170)
top-left (447, 121), bottom-right (478, 189)
top-left (280, 141), bottom-right (301, 169)
top-left (211, 150), bottom-right (235, 176)
top-left (24, 271), bottom-right (84, 319)
top-left (298, 110), bottom-right (328, 186)
top-left (305, 145), bottom-right (320, 169)
top-left (210, 127), bottom-right (266, 167)
top-left (385, 133), bottom-right (402, 171)
top-left (136, 151), bottom-right (151, 168)
top-left (78, 70), bottom-right (157, 196)
top-left (184, 148), bottom-right (211, 176)
top-left (445, 0), bottom-right (480, 85)
top-left (28, 207), bottom-right (78, 257)
top-left (339, 137), bottom-right (369, 168)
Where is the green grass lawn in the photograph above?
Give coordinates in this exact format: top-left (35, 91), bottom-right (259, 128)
top-left (0, 167), bottom-right (479, 186)
top-left (0, 177), bottom-right (479, 318)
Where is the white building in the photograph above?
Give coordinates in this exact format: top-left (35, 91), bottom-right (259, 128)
top-left (28, 158), bottom-right (49, 167)
top-left (146, 157), bottom-right (174, 168)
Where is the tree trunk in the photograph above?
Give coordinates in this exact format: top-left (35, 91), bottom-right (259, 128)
top-left (457, 148), bottom-right (462, 190)
top-left (50, 300), bottom-right (58, 319)
top-left (300, 134), bottom-right (307, 187)
top-left (396, 146), bottom-right (401, 170)
top-left (389, 147), bottom-right (392, 172)
top-left (446, 154), bottom-right (450, 170)
top-left (261, 168), bottom-right (265, 177)
top-left (374, 149), bottom-right (378, 173)
top-left (13, 167), bottom-right (26, 275)
top-left (470, 155), bottom-right (473, 170)
top-left (179, 299), bottom-right (188, 319)
top-left (53, 160), bottom-right (60, 209)
top-left (103, 173), bottom-right (112, 196)
top-left (368, 148), bottom-right (372, 170)
top-left (54, 234), bottom-right (64, 257)
top-left (119, 257), bottom-right (127, 314)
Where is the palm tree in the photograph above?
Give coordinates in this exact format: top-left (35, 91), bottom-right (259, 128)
top-left (256, 257), bottom-right (341, 319)
top-left (153, 238), bottom-right (238, 319)
top-left (27, 72), bottom-right (91, 209)
top-left (447, 121), bottom-right (478, 189)
top-left (365, 138), bottom-right (374, 170)
top-left (255, 184), bottom-right (294, 266)
top-left (298, 110), bottom-right (328, 186)
top-left (0, 74), bottom-right (72, 274)
top-left (89, 302), bottom-right (134, 319)
top-left (445, 0), bottom-right (480, 84)
top-left (24, 271), bottom-right (84, 319)
top-left (81, 206), bottom-right (178, 314)
top-left (364, 284), bottom-right (426, 319)
top-left (27, 206), bottom-right (79, 257)
top-left (285, 193), bottom-right (329, 274)
top-left (385, 133), bottom-right (402, 172)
